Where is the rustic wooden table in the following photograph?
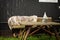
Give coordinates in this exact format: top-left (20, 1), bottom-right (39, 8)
top-left (12, 22), bottom-right (60, 40)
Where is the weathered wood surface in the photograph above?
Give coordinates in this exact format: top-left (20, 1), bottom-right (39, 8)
top-left (11, 22), bottom-right (60, 29)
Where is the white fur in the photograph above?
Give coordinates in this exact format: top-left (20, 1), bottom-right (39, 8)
top-left (8, 15), bottom-right (37, 29)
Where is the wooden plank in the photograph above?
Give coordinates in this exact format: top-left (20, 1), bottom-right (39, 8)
top-left (11, 22), bottom-right (60, 29)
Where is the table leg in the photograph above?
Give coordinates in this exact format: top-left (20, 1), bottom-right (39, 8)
top-left (18, 29), bottom-right (25, 40)
top-left (18, 27), bottom-right (31, 40)
top-left (29, 27), bottom-right (41, 36)
top-left (41, 25), bottom-right (54, 35)
top-left (24, 27), bottom-right (31, 40)
top-left (53, 27), bottom-right (59, 40)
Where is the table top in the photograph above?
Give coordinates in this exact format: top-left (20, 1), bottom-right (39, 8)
top-left (11, 22), bottom-right (60, 29)
top-left (20, 22), bottom-right (60, 25)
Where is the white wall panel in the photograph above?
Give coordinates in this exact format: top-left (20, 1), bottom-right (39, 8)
top-left (39, 0), bottom-right (58, 3)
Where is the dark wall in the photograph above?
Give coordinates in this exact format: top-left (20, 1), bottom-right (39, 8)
top-left (0, 0), bottom-right (60, 30)
top-left (0, 0), bottom-right (60, 23)
top-left (0, 0), bottom-right (7, 23)
top-left (7, 0), bottom-right (60, 18)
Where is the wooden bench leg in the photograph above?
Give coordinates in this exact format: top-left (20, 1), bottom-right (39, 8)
top-left (53, 28), bottom-right (59, 40)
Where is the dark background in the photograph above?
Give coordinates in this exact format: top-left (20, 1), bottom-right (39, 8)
top-left (0, 0), bottom-right (60, 36)
top-left (0, 0), bottom-right (60, 22)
